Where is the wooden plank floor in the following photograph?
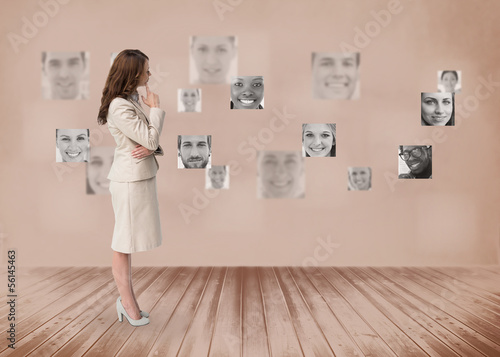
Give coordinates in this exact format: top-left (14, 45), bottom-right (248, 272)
top-left (1, 266), bottom-right (500, 357)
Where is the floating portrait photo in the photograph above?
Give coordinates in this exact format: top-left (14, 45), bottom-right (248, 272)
top-left (177, 135), bottom-right (212, 169)
top-left (312, 52), bottom-right (360, 100)
top-left (421, 92), bottom-right (455, 126)
top-left (86, 146), bottom-right (114, 194)
top-left (230, 76), bottom-right (264, 109)
top-left (189, 36), bottom-right (237, 85)
top-left (42, 51), bottom-right (90, 100)
top-left (348, 167), bottom-right (372, 191)
top-left (177, 88), bottom-right (202, 113)
top-left (398, 145), bottom-right (432, 179)
top-left (302, 123), bottom-right (336, 157)
top-left (55, 128), bottom-right (90, 163)
top-left (205, 165), bottom-right (230, 190)
top-left (257, 151), bottom-right (305, 199)
top-left (438, 70), bottom-right (462, 94)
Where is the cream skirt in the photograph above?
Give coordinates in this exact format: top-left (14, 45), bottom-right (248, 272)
top-left (109, 176), bottom-right (162, 253)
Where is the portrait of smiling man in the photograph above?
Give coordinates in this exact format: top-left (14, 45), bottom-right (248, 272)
top-left (178, 135), bottom-right (212, 169)
top-left (398, 145), bottom-right (432, 179)
top-left (42, 51), bottom-right (89, 100)
top-left (312, 52), bottom-right (360, 100)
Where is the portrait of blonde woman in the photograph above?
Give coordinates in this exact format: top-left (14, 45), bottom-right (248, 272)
top-left (97, 49), bottom-right (165, 327)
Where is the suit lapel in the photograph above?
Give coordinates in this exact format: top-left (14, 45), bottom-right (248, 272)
top-left (129, 99), bottom-right (150, 124)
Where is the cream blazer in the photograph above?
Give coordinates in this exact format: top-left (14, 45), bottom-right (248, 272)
top-left (107, 97), bottom-right (165, 182)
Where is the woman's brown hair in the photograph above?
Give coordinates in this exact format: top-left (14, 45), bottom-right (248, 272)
top-left (97, 49), bottom-right (149, 125)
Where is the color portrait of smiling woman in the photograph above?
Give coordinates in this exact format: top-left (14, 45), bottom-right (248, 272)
top-left (421, 92), bottom-right (455, 126)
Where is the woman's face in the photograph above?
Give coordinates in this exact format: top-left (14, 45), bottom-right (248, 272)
top-left (303, 124), bottom-right (335, 157)
top-left (56, 129), bottom-right (89, 162)
top-left (137, 60), bottom-right (150, 88)
top-left (259, 151), bottom-right (303, 198)
top-left (87, 147), bottom-right (114, 194)
top-left (349, 167), bottom-right (371, 190)
top-left (421, 92), bottom-right (453, 126)
top-left (181, 89), bottom-right (199, 112)
top-left (231, 76), bottom-right (264, 109)
top-left (192, 36), bottom-right (235, 84)
top-left (209, 166), bottom-right (226, 189)
top-left (441, 72), bottom-right (457, 92)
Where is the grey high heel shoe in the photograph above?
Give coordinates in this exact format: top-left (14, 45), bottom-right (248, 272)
top-left (140, 311), bottom-right (149, 318)
top-left (116, 297), bottom-right (149, 326)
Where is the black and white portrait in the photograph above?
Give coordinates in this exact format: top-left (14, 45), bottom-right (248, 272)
top-left (348, 167), bottom-right (371, 191)
top-left (312, 52), bottom-right (360, 100)
top-left (230, 76), bottom-right (264, 109)
top-left (205, 165), bottom-right (229, 190)
top-left (421, 92), bottom-right (455, 126)
top-left (257, 151), bottom-right (305, 199)
top-left (177, 135), bottom-right (212, 169)
top-left (438, 70), bottom-right (461, 93)
top-left (178, 88), bottom-right (202, 113)
top-left (42, 51), bottom-right (89, 100)
top-left (56, 128), bottom-right (90, 162)
top-left (189, 36), bottom-right (237, 84)
top-left (302, 123), bottom-right (336, 157)
top-left (86, 146), bottom-right (114, 194)
top-left (398, 146), bottom-right (432, 179)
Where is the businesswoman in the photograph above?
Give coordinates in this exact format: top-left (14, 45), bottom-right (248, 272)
top-left (97, 49), bottom-right (165, 327)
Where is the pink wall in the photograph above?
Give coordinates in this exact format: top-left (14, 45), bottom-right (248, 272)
top-left (1, 0), bottom-right (499, 266)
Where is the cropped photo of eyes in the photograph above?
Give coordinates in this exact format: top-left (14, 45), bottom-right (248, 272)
top-left (312, 52), bottom-right (360, 100)
top-left (177, 135), bottom-right (212, 169)
top-left (257, 151), bottom-right (305, 199)
top-left (348, 167), bottom-right (371, 191)
top-left (178, 88), bottom-right (202, 112)
top-left (189, 36), bottom-right (237, 84)
top-left (230, 76), bottom-right (264, 109)
top-left (56, 128), bottom-right (90, 163)
top-left (42, 51), bottom-right (89, 100)
top-left (86, 146), bottom-right (114, 195)
top-left (438, 70), bottom-right (461, 93)
top-left (421, 92), bottom-right (455, 126)
top-left (205, 165), bottom-right (229, 190)
top-left (302, 123), bottom-right (336, 157)
top-left (398, 145), bottom-right (432, 179)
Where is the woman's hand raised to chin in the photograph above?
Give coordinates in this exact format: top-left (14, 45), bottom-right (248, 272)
top-left (141, 84), bottom-right (160, 108)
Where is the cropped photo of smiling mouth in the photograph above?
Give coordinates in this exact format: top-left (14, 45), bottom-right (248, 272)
top-left (324, 80), bottom-right (348, 91)
top-left (238, 98), bottom-right (257, 106)
top-left (269, 178), bottom-right (293, 193)
top-left (66, 151), bottom-right (81, 159)
top-left (309, 146), bottom-right (326, 154)
top-left (203, 67), bottom-right (221, 75)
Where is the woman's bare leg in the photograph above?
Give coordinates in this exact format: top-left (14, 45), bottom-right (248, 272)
top-left (128, 255), bottom-right (142, 312)
top-left (112, 251), bottom-right (141, 320)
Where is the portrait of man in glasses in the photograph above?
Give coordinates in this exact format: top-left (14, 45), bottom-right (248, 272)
top-left (398, 145), bottom-right (432, 179)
